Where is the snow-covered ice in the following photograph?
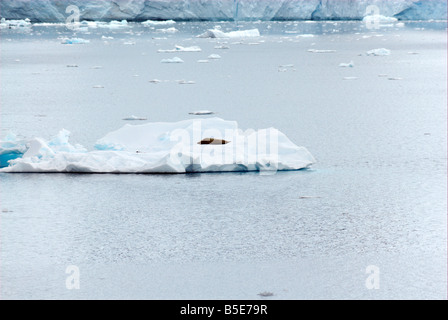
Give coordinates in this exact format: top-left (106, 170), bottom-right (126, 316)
top-left (197, 29), bottom-right (260, 39)
top-left (160, 57), bottom-right (184, 63)
top-left (367, 48), bottom-right (391, 56)
top-left (0, 118), bottom-right (315, 173)
top-left (157, 45), bottom-right (202, 53)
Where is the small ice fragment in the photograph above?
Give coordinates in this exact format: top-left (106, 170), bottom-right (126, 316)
top-left (207, 54), bottom-right (221, 59)
top-left (91, 66), bottom-right (103, 69)
top-left (308, 49), bottom-right (336, 53)
top-left (343, 77), bottom-right (358, 80)
top-left (296, 34), bottom-right (315, 38)
top-left (61, 38), bottom-right (90, 44)
top-left (189, 110), bottom-right (215, 115)
top-left (299, 196), bottom-right (321, 199)
top-left (14, 59), bottom-right (21, 62)
top-left (197, 28), bottom-right (260, 38)
top-left (160, 57), bottom-right (184, 63)
top-left (157, 45), bottom-right (202, 53)
top-left (149, 79), bottom-right (162, 83)
top-left (101, 36), bottom-right (114, 40)
top-left (378, 74), bottom-right (388, 77)
top-left (258, 292), bottom-right (274, 297)
top-left (214, 45), bottom-right (230, 49)
top-left (156, 27), bottom-right (178, 34)
top-left (122, 115), bottom-right (147, 121)
top-left (388, 77), bottom-right (403, 80)
top-left (366, 48), bottom-right (391, 56)
top-left (197, 60), bottom-right (209, 63)
top-left (142, 20), bottom-right (176, 26)
top-left (123, 41), bottom-right (136, 45)
top-left (177, 80), bottom-right (196, 85)
top-left (396, 22), bottom-right (405, 27)
top-left (66, 64), bottom-right (78, 67)
top-left (132, 75), bottom-right (139, 77)
top-left (362, 15), bottom-right (398, 24)
top-left (279, 64), bottom-right (294, 68)
top-left (339, 61), bottom-right (354, 68)
top-left (408, 52), bottom-right (419, 55)
top-left (93, 85), bottom-right (104, 88)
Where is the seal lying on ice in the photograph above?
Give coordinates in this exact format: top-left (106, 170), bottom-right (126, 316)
top-left (198, 138), bottom-right (230, 145)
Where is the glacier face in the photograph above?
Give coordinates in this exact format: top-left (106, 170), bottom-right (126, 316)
top-left (0, 0), bottom-right (446, 22)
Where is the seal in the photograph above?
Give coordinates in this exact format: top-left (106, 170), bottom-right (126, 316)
top-left (198, 138), bottom-right (230, 145)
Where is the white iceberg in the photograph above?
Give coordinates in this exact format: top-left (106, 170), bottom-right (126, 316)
top-left (97, 20), bottom-right (129, 29)
top-left (0, 118), bottom-right (315, 173)
top-left (197, 28), bottom-right (260, 39)
top-left (157, 45), bottom-right (202, 53)
top-left (366, 48), bottom-right (391, 56)
top-left (362, 14), bottom-right (399, 24)
top-left (160, 57), bottom-right (184, 63)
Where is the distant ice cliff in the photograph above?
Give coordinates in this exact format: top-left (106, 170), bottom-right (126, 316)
top-left (0, 0), bottom-right (446, 22)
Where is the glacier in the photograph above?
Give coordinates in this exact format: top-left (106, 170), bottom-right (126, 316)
top-left (0, 118), bottom-right (316, 173)
top-left (0, 0), bottom-right (446, 22)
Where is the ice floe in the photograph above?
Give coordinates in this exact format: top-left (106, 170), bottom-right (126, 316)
top-left (142, 20), bottom-right (176, 26)
top-left (197, 28), bottom-right (260, 38)
top-left (366, 48), bottom-right (391, 56)
top-left (308, 49), bottom-right (336, 53)
top-left (160, 57), bottom-right (184, 63)
top-left (207, 54), bottom-right (221, 59)
top-left (339, 61), bottom-right (354, 68)
top-left (157, 45), bottom-right (202, 53)
top-left (122, 115), bottom-right (148, 121)
top-left (0, 118), bottom-right (315, 173)
top-left (61, 38), bottom-right (90, 44)
top-left (189, 110), bottom-right (215, 115)
top-left (156, 27), bottom-right (178, 33)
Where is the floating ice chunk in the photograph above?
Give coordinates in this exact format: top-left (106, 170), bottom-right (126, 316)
top-left (142, 20), bottom-right (176, 26)
top-left (197, 28), bottom-right (260, 38)
top-left (61, 38), bottom-right (90, 44)
top-left (362, 15), bottom-right (398, 24)
top-left (66, 64), bottom-right (78, 67)
top-left (197, 60), bottom-right (209, 63)
top-left (396, 22), bottom-right (405, 27)
top-left (189, 110), bottom-right (215, 115)
top-left (339, 61), bottom-right (354, 68)
top-left (91, 66), bottom-right (103, 69)
top-left (308, 49), bottom-right (336, 53)
top-left (177, 80), bottom-right (196, 85)
top-left (101, 35), bottom-right (114, 40)
top-left (214, 45), bottom-right (230, 49)
top-left (343, 77), bottom-right (358, 80)
top-left (157, 45), bottom-right (202, 53)
top-left (279, 64), bottom-right (294, 68)
top-left (160, 57), bottom-right (184, 63)
top-left (149, 79), bottom-right (162, 83)
top-left (366, 48), bottom-right (391, 56)
top-left (0, 18), bottom-right (32, 29)
top-left (123, 115), bottom-right (147, 121)
top-left (97, 20), bottom-right (129, 29)
top-left (123, 41), bottom-right (136, 45)
top-left (156, 27), bottom-right (178, 33)
top-left (92, 85), bottom-right (105, 88)
top-left (296, 34), bottom-right (315, 38)
top-left (388, 77), bottom-right (403, 80)
top-left (208, 54), bottom-right (221, 59)
top-left (0, 118), bottom-right (315, 173)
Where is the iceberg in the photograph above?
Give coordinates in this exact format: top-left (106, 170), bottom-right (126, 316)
top-left (197, 29), bottom-right (260, 39)
top-left (0, 118), bottom-right (315, 173)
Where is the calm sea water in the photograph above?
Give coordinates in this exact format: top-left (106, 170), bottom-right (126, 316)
top-left (1, 21), bottom-right (446, 299)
